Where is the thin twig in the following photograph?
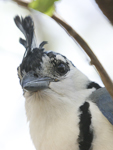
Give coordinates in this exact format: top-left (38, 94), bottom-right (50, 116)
top-left (13, 0), bottom-right (29, 8)
top-left (52, 14), bottom-right (113, 99)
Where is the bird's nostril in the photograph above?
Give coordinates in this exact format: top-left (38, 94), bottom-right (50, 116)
top-left (34, 73), bottom-right (38, 77)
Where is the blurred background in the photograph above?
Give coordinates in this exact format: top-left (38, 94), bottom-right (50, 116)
top-left (0, 0), bottom-right (113, 150)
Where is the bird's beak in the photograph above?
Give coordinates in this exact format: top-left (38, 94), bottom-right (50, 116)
top-left (21, 71), bottom-right (54, 92)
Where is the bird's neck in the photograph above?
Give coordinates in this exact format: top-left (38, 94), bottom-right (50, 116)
top-left (24, 88), bottom-right (94, 122)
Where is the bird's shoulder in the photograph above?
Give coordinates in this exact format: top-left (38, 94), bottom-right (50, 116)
top-left (89, 87), bottom-right (113, 125)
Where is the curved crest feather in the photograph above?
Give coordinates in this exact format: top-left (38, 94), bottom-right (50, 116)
top-left (14, 15), bottom-right (36, 57)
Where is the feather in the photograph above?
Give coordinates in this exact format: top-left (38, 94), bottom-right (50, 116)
top-left (14, 15), bottom-right (36, 57)
top-left (89, 87), bottom-right (113, 125)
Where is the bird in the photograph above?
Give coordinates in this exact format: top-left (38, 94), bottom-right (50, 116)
top-left (14, 15), bottom-right (113, 150)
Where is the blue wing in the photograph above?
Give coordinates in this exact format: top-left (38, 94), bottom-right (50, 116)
top-left (89, 87), bottom-right (113, 125)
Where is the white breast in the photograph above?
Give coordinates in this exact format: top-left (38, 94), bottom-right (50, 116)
top-left (89, 102), bottom-right (113, 150)
top-left (24, 89), bottom-right (113, 150)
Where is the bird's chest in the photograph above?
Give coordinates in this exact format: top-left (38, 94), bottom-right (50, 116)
top-left (25, 93), bottom-right (113, 150)
top-left (28, 105), bottom-right (80, 150)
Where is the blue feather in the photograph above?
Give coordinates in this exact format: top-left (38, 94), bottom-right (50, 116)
top-left (89, 87), bottom-right (113, 125)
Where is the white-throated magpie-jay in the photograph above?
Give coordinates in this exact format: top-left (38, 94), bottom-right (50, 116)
top-left (14, 16), bottom-right (113, 150)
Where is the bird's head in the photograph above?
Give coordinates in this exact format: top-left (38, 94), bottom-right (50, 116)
top-left (14, 16), bottom-right (92, 97)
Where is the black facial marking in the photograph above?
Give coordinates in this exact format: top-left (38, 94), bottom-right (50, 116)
top-left (46, 52), bottom-right (70, 76)
top-left (20, 48), bottom-right (45, 74)
top-left (46, 51), bottom-right (56, 58)
top-left (87, 82), bottom-right (101, 90)
top-left (78, 102), bottom-right (93, 150)
top-left (51, 59), bottom-right (70, 76)
top-left (57, 63), bottom-right (66, 74)
top-left (56, 62), bottom-right (69, 75)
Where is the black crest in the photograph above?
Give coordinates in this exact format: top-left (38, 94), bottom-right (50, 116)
top-left (14, 15), bottom-right (48, 73)
top-left (14, 15), bottom-right (47, 58)
top-left (14, 16), bottom-right (35, 57)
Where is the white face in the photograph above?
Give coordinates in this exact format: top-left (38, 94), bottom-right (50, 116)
top-left (39, 53), bottom-right (90, 95)
top-left (18, 50), bottom-right (90, 96)
top-left (49, 67), bottom-right (90, 97)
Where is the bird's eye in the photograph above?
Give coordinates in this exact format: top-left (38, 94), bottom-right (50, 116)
top-left (56, 63), bottom-right (67, 75)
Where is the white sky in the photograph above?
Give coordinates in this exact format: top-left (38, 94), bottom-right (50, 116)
top-left (0, 0), bottom-right (113, 150)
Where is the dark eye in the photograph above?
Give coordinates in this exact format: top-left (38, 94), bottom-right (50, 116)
top-left (57, 63), bottom-right (67, 74)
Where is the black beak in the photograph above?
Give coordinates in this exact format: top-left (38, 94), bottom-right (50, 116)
top-left (21, 71), bottom-right (54, 92)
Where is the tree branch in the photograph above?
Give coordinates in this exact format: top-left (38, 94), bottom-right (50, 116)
top-left (95, 0), bottom-right (113, 24)
top-left (52, 14), bottom-right (113, 98)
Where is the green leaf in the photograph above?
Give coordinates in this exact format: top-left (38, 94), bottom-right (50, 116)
top-left (29, 0), bottom-right (60, 16)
